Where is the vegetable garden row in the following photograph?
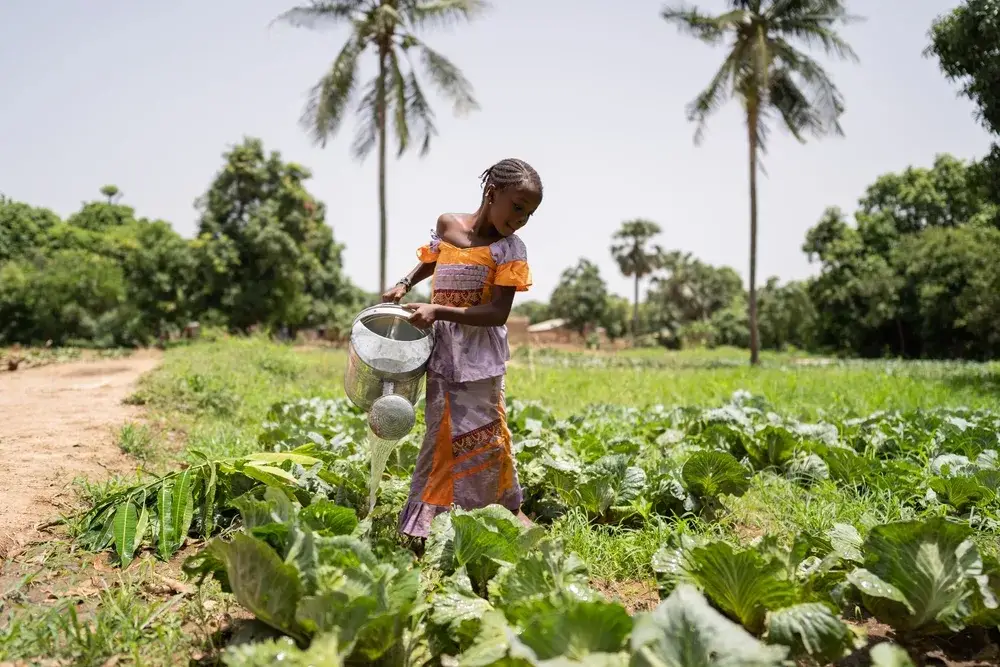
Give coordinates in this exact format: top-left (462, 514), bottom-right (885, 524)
top-left (74, 390), bottom-right (1000, 665)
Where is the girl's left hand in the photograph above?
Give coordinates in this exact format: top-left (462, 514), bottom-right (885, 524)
top-left (403, 303), bottom-right (439, 329)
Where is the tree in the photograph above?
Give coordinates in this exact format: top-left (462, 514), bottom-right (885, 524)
top-left (610, 219), bottom-right (663, 340)
top-left (803, 156), bottom-right (1000, 358)
top-left (100, 185), bottom-right (122, 205)
top-left (602, 295), bottom-right (632, 342)
top-left (662, 0), bottom-right (861, 365)
top-left (855, 154), bottom-right (997, 238)
top-left (928, 0), bottom-right (1000, 206)
top-left (119, 219), bottom-right (199, 341)
top-left (0, 198), bottom-right (60, 264)
top-left (928, 0), bottom-right (1000, 137)
top-left (756, 278), bottom-right (815, 351)
top-left (0, 250), bottom-right (129, 346)
top-left (645, 250), bottom-right (744, 344)
top-left (549, 259), bottom-right (609, 336)
top-left (275, 0), bottom-right (486, 293)
top-left (512, 300), bottom-right (550, 325)
top-left (892, 226), bottom-right (1000, 359)
top-left (194, 137), bottom-right (359, 332)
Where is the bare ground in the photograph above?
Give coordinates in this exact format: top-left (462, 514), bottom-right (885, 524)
top-left (0, 351), bottom-right (162, 559)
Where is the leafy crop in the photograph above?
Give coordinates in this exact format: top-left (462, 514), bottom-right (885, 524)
top-left (70, 390), bottom-right (1000, 663)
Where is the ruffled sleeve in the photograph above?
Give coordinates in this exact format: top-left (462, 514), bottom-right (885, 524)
top-left (417, 230), bottom-right (441, 263)
top-left (491, 235), bottom-right (532, 292)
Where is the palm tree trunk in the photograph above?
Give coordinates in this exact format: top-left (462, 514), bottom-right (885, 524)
top-left (632, 274), bottom-right (640, 344)
top-left (376, 47), bottom-right (389, 295)
top-left (747, 107), bottom-right (760, 366)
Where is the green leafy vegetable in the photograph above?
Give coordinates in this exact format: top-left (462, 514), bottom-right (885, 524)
top-left (846, 518), bottom-right (993, 633)
top-left (630, 584), bottom-right (787, 667)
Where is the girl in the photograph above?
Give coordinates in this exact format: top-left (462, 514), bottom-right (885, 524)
top-left (381, 157), bottom-right (543, 540)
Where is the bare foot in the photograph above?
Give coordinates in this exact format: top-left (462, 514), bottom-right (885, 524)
top-left (516, 510), bottom-right (534, 529)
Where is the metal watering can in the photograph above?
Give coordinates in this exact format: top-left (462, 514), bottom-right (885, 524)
top-left (344, 304), bottom-right (434, 439)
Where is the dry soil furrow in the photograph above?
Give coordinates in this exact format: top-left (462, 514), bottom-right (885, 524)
top-left (0, 351), bottom-right (161, 558)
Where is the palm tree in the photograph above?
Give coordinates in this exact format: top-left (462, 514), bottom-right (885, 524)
top-left (274, 0), bottom-right (487, 293)
top-left (662, 0), bottom-right (861, 365)
top-left (610, 219), bottom-right (664, 341)
top-left (100, 185), bottom-right (121, 205)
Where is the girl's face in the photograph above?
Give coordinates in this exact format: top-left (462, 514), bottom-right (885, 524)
top-left (487, 184), bottom-right (542, 237)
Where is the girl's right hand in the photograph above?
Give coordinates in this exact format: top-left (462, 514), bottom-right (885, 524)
top-left (382, 284), bottom-right (408, 303)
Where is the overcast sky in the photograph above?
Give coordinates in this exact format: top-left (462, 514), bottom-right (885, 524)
top-left (0, 0), bottom-right (991, 301)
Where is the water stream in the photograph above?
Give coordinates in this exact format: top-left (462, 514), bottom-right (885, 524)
top-left (367, 313), bottom-right (407, 512)
top-left (367, 427), bottom-right (401, 513)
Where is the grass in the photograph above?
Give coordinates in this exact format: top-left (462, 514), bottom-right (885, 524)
top-left (129, 338), bottom-right (345, 461)
top-left (509, 347), bottom-right (1000, 418)
top-left (117, 422), bottom-right (156, 461)
top-left (6, 336), bottom-right (1000, 663)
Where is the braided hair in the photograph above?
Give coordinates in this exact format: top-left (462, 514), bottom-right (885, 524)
top-left (479, 158), bottom-right (543, 198)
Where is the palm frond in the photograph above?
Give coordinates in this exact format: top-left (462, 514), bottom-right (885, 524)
top-left (661, 5), bottom-right (746, 44)
top-left (749, 104), bottom-right (772, 164)
top-left (404, 70), bottom-right (438, 156)
top-left (767, 0), bottom-right (863, 61)
top-left (773, 19), bottom-right (860, 62)
top-left (767, 0), bottom-right (864, 25)
top-left (414, 40), bottom-right (478, 115)
top-left (685, 43), bottom-right (745, 143)
top-left (272, 0), bottom-right (366, 29)
top-left (408, 0), bottom-right (490, 29)
top-left (767, 68), bottom-right (824, 142)
top-left (771, 39), bottom-right (845, 136)
top-left (300, 35), bottom-right (367, 147)
top-left (350, 79), bottom-right (379, 161)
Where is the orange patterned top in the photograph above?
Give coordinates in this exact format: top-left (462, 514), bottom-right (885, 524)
top-left (415, 231), bottom-right (531, 382)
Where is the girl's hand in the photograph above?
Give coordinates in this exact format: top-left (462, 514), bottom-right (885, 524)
top-left (403, 303), bottom-right (439, 329)
top-left (382, 284), bottom-right (408, 303)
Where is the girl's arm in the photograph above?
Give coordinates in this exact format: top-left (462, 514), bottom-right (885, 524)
top-left (383, 261), bottom-right (434, 302)
top-left (405, 286), bottom-right (516, 328)
top-left (403, 261), bottom-right (435, 288)
top-left (385, 215), bottom-right (449, 301)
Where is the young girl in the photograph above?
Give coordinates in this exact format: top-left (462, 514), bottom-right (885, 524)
top-left (381, 157), bottom-right (543, 539)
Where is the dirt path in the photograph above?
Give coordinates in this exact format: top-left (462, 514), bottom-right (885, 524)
top-left (0, 351), bottom-right (162, 559)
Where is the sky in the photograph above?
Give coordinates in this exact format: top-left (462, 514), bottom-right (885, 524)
top-left (0, 0), bottom-right (993, 302)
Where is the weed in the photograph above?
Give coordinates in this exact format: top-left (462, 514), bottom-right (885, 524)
top-left (117, 422), bottom-right (155, 460)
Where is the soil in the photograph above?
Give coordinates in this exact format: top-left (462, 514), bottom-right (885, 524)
top-left (0, 351), bottom-right (162, 560)
top-left (590, 578), bottom-right (659, 615)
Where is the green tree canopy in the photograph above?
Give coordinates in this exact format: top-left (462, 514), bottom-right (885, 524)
top-left (549, 259), bottom-right (610, 336)
top-left (928, 0), bottom-right (1000, 136)
top-left (805, 155), bottom-right (1000, 358)
top-left (0, 198), bottom-right (60, 264)
top-left (647, 251), bottom-right (744, 329)
top-left (194, 137), bottom-right (360, 332)
top-left (756, 278), bottom-right (815, 351)
top-left (928, 0), bottom-right (1000, 205)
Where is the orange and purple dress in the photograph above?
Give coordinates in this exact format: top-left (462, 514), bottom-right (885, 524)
top-left (398, 230), bottom-right (532, 538)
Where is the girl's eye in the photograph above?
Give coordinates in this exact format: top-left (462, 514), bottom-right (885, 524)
top-left (513, 204), bottom-right (523, 212)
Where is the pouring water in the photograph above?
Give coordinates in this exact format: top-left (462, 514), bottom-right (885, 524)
top-left (367, 427), bottom-right (402, 513)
